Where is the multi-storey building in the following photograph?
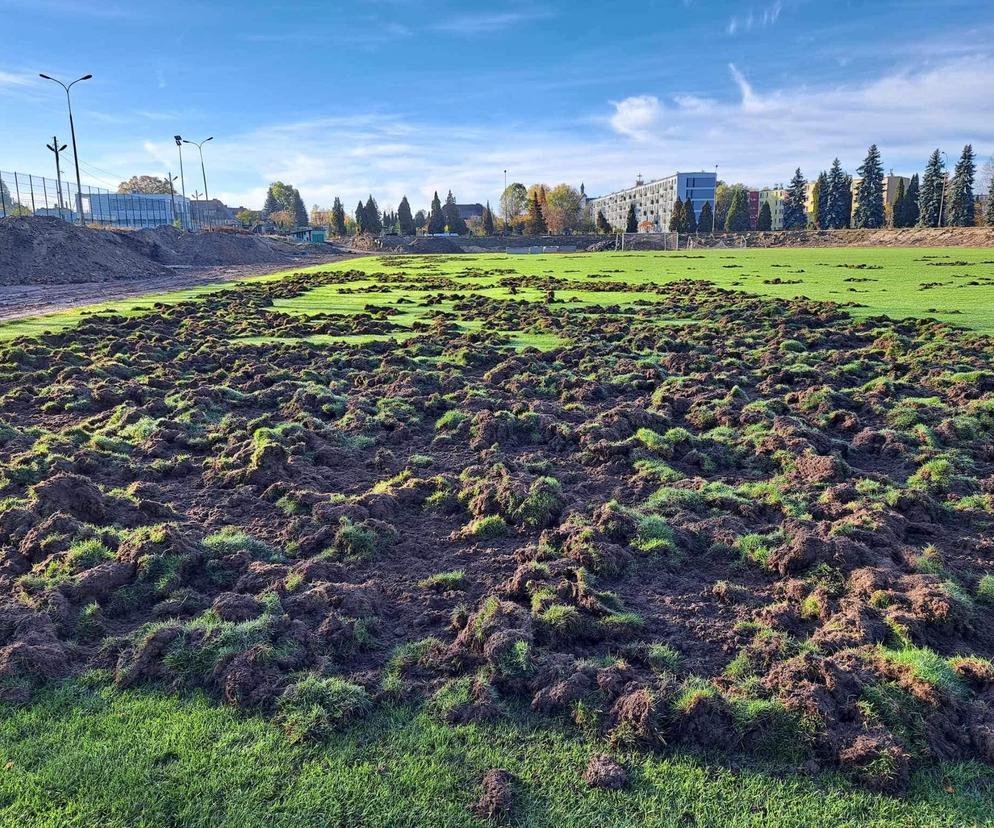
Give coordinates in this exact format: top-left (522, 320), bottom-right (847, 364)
top-left (588, 171), bottom-right (717, 232)
top-left (759, 186), bottom-right (786, 230)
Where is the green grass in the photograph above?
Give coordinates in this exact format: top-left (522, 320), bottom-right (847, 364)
top-left (4, 247), bottom-right (994, 345)
top-left (0, 681), bottom-right (990, 827)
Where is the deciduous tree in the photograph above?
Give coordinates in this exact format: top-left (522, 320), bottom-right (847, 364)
top-left (499, 183), bottom-right (528, 224)
top-left (543, 184), bottom-right (582, 233)
top-left (117, 175), bottom-right (172, 194)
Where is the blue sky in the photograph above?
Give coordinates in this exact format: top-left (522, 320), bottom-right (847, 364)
top-left (1, 0), bottom-right (993, 212)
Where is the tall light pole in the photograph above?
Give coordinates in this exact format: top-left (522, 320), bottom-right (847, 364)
top-left (166, 172), bottom-right (179, 227)
top-left (183, 136), bottom-right (213, 228)
top-left (39, 73), bottom-right (91, 225)
top-left (938, 150), bottom-right (949, 228)
top-left (45, 136), bottom-right (68, 210)
top-left (503, 169), bottom-right (508, 235)
top-left (174, 136), bottom-right (188, 229)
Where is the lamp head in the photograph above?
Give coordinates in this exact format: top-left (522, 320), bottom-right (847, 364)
top-left (174, 135), bottom-right (182, 146)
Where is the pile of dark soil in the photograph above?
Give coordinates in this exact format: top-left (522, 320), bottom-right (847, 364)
top-left (401, 236), bottom-right (464, 254)
top-left (0, 265), bottom-right (993, 794)
top-left (125, 226), bottom-right (303, 267)
top-left (0, 216), bottom-right (170, 285)
top-left (0, 216), bottom-right (308, 285)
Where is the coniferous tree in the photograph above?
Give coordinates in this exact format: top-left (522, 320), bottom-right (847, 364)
top-left (355, 201), bottom-right (368, 234)
top-left (891, 178), bottom-right (906, 228)
top-left (262, 189), bottom-right (280, 221)
top-left (596, 210), bottom-right (611, 233)
top-left (948, 144), bottom-right (976, 227)
top-left (625, 202), bottom-right (638, 233)
top-left (482, 201), bottom-right (495, 235)
top-left (903, 174), bottom-right (920, 227)
top-left (442, 190), bottom-right (468, 235)
top-left (414, 209), bottom-right (427, 231)
top-left (668, 197), bottom-right (685, 232)
top-left (724, 188), bottom-right (750, 231)
top-left (397, 196), bottom-right (415, 235)
top-left (986, 175), bottom-right (994, 227)
top-left (698, 201), bottom-right (714, 234)
top-left (811, 172), bottom-right (828, 229)
top-left (824, 159), bottom-right (851, 230)
top-left (427, 191), bottom-right (445, 234)
top-left (757, 202), bottom-right (773, 231)
top-left (331, 197), bottom-right (346, 235)
top-left (919, 149), bottom-right (946, 227)
top-left (364, 195), bottom-right (382, 234)
top-left (853, 144), bottom-right (885, 229)
top-left (782, 168), bottom-right (807, 230)
top-left (525, 191), bottom-right (547, 235)
top-left (684, 198), bottom-right (697, 233)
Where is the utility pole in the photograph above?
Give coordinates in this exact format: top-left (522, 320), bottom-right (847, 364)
top-left (166, 172), bottom-right (179, 227)
top-left (174, 136), bottom-right (188, 229)
top-left (46, 136), bottom-right (68, 210)
top-left (39, 73), bottom-right (91, 225)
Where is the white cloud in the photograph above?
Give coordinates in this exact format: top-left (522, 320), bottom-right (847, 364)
top-left (69, 56), bottom-right (994, 212)
top-left (727, 1), bottom-right (784, 36)
top-left (609, 95), bottom-right (664, 142)
top-left (431, 9), bottom-right (553, 35)
top-left (0, 70), bottom-right (34, 88)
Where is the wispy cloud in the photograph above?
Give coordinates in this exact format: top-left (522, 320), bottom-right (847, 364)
top-left (727, 1), bottom-right (784, 35)
top-left (609, 95), bottom-right (663, 142)
top-left (431, 9), bottom-right (554, 35)
top-left (0, 70), bottom-right (35, 88)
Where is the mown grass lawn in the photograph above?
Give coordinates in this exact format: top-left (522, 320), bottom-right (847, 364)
top-left (1, 681), bottom-right (991, 828)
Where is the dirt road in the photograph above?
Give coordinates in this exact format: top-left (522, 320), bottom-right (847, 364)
top-left (0, 253), bottom-right (357, 322)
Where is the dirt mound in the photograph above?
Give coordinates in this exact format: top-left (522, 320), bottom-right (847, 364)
top-left (124, 226), bottom-right (303, 267)
top-left (402, 236), bottom-right (464, 254)
top-left (0, 216), bottom-right (170, 285)
top-left (0, 216), bottom-right (309, 286)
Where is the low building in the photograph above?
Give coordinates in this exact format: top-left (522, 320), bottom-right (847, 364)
top-left (588, 172), bottom-right (717, 232)
top-left (80, 191), bottom-right (189, 228)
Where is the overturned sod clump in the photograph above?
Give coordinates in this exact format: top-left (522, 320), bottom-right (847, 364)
top-left (0, 261), bottom-right (993, 795)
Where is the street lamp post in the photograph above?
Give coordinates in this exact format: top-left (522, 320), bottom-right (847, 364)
top-left (166, 172), bottom-right (179, 227)
top-left (938, 151), bottom-right (949, 228)
top-left (183, 137), bottom-right (213, 228)
top-left (45, 136), bottom-right (68, 210)
top-left (39, 73), bottom-right (91, 225)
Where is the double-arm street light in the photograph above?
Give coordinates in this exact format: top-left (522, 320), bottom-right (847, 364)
top-left (183, 136), bottom-right (213, 203)
top-left (39, 72), bottom-right (91, 225)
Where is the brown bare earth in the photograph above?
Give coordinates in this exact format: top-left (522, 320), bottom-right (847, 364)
top-left (1, 262), bottom-right (992, 795)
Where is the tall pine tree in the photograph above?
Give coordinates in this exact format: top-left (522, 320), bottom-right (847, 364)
top-left (891, 178), bottom-right (906, 228)
top-left (397, 196), bottom-right (415, 235)
top-left (724, 188), bottom-right (750, 231)
top-left (812, 172), bottom-right (828, 230)
top-left (853, 144), bottom-right (885, 229)
top-left (668, 197), bottom-right (685, 232)
top-left (782, 168), bottom-right (807, 230)
top-left (482, 201), bottom-right (495, 235)
top-left (525, 191), bottom-right (547, 235)
top-left (903, 174), bottom-right (920, 227)
top-left (442, 190), bottom-right (468, 235)
top-left (698, 202), bottom-right (714, 234)
top-left (364, 195), bottom-right (382, 234)
top-left (824, 159), bottom-right (851, 230)
top-left (684, 198), bottom-right (697, 233)
top-left (918, 149), bottom-right (946, 227)
top-left (355, 201), bottom-right (368, 234)
top-left (947, 144), bottom-right (976, 227)
top-left (757, 202), bottom-right (772, 231)
top-left (331, 197), bottom-right (346, 235)
top-left (427, 191), bottom-right (445, 234)
top-left (625, 203), bottom-right (638, 233)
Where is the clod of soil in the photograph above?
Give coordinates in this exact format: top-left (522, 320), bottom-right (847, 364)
top-left (583, 753), bottom-right (630, 789)
top-left (472, 769), bottom-right (516, 820)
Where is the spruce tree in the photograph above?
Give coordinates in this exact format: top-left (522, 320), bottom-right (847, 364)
top-left (891, 178), bottom-right (906, 227)
top-left (948, 144), bottom-right (976, 227)
top-left (482, 202), bottom-right (495, 235)
top-left (625, 202), bottom-right (638, 233)
top-left (853, 144), bottom-right (885, 229)
top-left (262, 188), bottom-right (280, 221)
top-left (824, 159), bottom-right (851, 230)
top-left (919, 149), bottom-right (946, 227)
top-left (596, 210), bottom-right (611, 233)
top-left (782, 168), bottom-right (807, 230)
top-left (724, 188), bottom-right (750, 231)
top-left (668, 197), bottom-right (685, 232)
top-left (986, 175), bottom-right (994, 227)
top-left (684, 198), bottom-right (697, 233)
top-left (812, 172), bottom-right (828, 229)
top-left (904, 174), bottom-right (920, 227)
top-left (698, 201), bottom-right (714, 234)
top-left (291, 188), bottom-right (308, 227)
top-left (355, 201), bottom-right (368, 234)
top-left (757, 201), bottom-right (772, 231)
top-left (331, 197), bottom-right (346, 235)
top-left (427, 191), bottom-right (445, 234)
top-left (442, 190), bottom-right (468, 235)
top-left (525, 191), bottom-right (547, 235)
top-left (397, 196), bottom-right (415, 235)
top-left (364, 195), bottom-right (382, 234)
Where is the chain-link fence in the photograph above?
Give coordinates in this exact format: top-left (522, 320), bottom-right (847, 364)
top-left (0, 169), bottom-right (209, 230)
